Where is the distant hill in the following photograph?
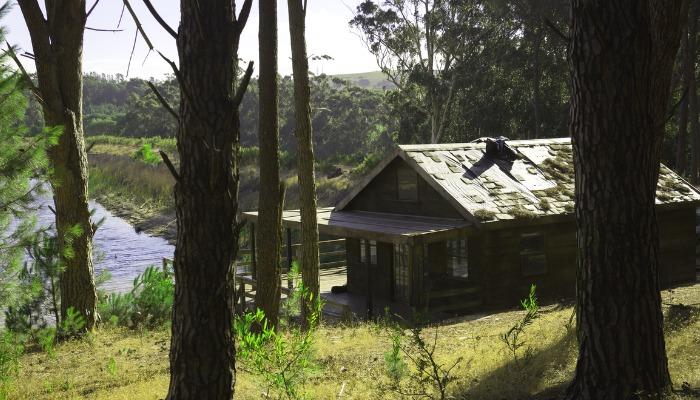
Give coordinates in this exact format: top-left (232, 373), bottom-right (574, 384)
top-left (333, 71), bottom-right (396, 90)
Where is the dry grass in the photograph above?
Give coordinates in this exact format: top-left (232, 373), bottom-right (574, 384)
top-left (89, 153), bottom-right (175, 209)
top-left (87, 135), bottom-right (358, 215)
top-left (7, 283), bottom-right (700, 400)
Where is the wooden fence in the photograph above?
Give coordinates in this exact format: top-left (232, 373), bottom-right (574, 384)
top-left (163, 238), bottom-right (349, 315)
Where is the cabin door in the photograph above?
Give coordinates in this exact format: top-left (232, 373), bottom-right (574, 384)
top-left (392, 244), bottom-right (410, 302)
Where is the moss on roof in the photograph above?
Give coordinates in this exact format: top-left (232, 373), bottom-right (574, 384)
top-left (399, 138), bottom-right (700, 224)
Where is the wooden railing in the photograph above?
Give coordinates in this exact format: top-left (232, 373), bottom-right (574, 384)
top-left (234, 238), bottom-right (347, 274)
top-left (163, 238), bottom-right (349, 315)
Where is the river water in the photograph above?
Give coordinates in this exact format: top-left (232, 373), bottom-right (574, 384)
top-left (33, 195), bottom-right (175, 293)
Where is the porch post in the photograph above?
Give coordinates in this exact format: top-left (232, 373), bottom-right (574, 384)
top-left (286, 227), bottom-right (294, 291)
top-left (408, 238), bottom-right (425, 311)
top-left (250, 223), bottom-right (257, 277)
top-left (365, 239), bottom-right (373, 320)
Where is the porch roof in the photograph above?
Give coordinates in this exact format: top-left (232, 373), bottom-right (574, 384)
top-left (242, 207), bottom-right (473, 244)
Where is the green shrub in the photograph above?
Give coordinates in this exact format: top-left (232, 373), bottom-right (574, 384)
top-left (58, 307), bottom-right (86, 338)
top-left (132, 143), bottom-right (160, 165)
top-left (98, 264), bottom-right (174, 329)
top-left (234, 282), bottom-right (322, 399)
top-left (380, 317), bottom-right (463, 400)
top-left (98, 291), bottom-right (135, 327)
top-left (501, 284), bottom-right (540, 365)
top-left (131, 265), bottom-right (174, 327)
top-left (0, 331), bottom-right (23, 400)
top-left (352, 152), bottom-right (383, 175)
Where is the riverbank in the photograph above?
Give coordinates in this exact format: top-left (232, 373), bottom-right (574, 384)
top-left (8, 283), bottom-right (700, 399)
top-left (92, 191), bottom-right (177, 244)
top-left (85, 135), bottom-right (370, 244)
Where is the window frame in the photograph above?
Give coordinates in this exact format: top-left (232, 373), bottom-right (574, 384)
top-left (359, 239), bottom-right (377, 266)
top-left (519, 233), bottom-right (547, 276)
top-left (446, 238), bottom-right (469, 280)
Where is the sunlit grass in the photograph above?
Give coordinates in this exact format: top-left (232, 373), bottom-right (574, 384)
top-left (9, 284), bottom-right (699, 399)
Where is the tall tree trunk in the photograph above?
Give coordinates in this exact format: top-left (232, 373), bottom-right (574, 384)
top-left (288, 0), bottom-right (320, 328)
top-left (677, 25), bottom-right (690, 174)
top-left (689, 1), bottom-right (699, 181)
top-left (532, 27), bottom-right (543, 139)
top-left (255, 0), bottom-right (283, 328)
top-left (167, 1), bottom-right (252, 397)
top-left (18, 0), bottom-right (97, 330)
top-left (565, 1), bottom-right (686, 399)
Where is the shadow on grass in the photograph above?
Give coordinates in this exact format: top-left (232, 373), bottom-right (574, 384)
top-left (453, 324), bottom-right (577, 400)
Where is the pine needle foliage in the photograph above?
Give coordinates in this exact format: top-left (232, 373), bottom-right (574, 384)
top-left (0, 1), bottom-right (56, 312)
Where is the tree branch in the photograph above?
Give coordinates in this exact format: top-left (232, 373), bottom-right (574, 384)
top-left (85, 27), bottom-right (124, 32)
top-left (147, 81), bottom-right (179, 121)
top-left (122, 0), bottom-right (154, 50)
top-left (236, 0), bottom-right (253, 34)
top-left (126, 28), bottom-right (139, 77)
top-left (544, 18), bottom-right (569, 42)
top-left (86, 0), bottom-right (101, 19)
top-left (141, 0), bottom-right (178, 39)
top-left (232, 61), bottom-right (254, 108)
top-left (159, 150), bottom-right (180, 182)
top-left (17, 0), bottom-right (51, 61)
top-left (4, 41), bottom-right (41, 99)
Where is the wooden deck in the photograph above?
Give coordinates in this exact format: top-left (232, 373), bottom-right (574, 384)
top-left (234, 265), bottom-right (413, 320)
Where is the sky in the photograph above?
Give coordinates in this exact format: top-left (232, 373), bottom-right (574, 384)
top-left (5, 0), bottom-right (379, 79)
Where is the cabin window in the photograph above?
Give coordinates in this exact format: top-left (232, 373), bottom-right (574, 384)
top-left (520, 233), bottom-right (547, 276)
top-left (397, 167), bottom-right (418, 201)
top-left (360, 239), bottom-right (377, 265)
top-left (447, 239), bottom-right (469, 279)
top-left (393, 245), bottom-right (410, 301)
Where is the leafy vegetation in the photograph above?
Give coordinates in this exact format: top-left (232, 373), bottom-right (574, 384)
top-left (501, 285), bottom-right (540, 365)
top-left (6, 284), bottom-right (700, 399)
top-left (234, 285), bottom-right (322, 399)
top-left (98, 264), bottom-right (174, 329)
top-left (382, 317), bottom-right (464, 400)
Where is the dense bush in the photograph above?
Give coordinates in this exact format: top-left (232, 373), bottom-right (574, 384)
top-left (132, 143), bottom-right (161, 165)
top-left (98, 264), bottom-right (174, 328)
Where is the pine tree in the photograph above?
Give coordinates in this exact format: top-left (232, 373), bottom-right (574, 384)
top-left (0, 2), bottom-right (52, 310)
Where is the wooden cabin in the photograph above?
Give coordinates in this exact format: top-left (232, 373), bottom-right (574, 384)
top-left (243, 137), bottom-right (699, 318)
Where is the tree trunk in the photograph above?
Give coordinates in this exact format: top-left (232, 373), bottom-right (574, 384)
top-left (255, 0), bottom-right (284, 328)
top-left (532, 27), bottom-right (543, 139)
top-left (677, 25), bottom-right (689, 174)
top-left (288, 0), bottom-right (320, 328)
top-left (565, 1), bottom-right (686, 399)
top-left (167, 1), bottom-right (252, 398)
top-left (689, 1), bottom-right (699, 181)
top-left (18, 0), bottom-right (97, 330)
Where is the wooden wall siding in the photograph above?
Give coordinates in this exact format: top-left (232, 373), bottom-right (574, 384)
top-left (346, 238), bottom-right (396, 300)
top-left (470, 206), bottom-right (697, 310)
top-left (345, 158), bottom-right (464, 219)
top-left (427, 242), bottom-right (447, 277)
top-left (345, 206), bottom-right (696, 314)
top-left (658, 207), bottom-right (697, 285)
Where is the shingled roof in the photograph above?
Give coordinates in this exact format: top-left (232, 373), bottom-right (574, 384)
top-left (336, 137), bottom-right (700, 224)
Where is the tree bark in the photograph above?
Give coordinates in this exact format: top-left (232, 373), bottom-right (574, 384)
top-left (688, 1), bottom-right (699, 181)
top-left (167, 1), bottom-right (252, 398)
top-left (531, 26), bottom-right (543, 139)
top-left (566, 1), bottom-right (687, 399)
top-left (18, 0), bottom-right (97, 330)
top-left (288, 0), bottom-right (320, 328)
top-left (677, 25), bottom-right (689, 175)
top-left (255, 0), bottom-right (283, 328)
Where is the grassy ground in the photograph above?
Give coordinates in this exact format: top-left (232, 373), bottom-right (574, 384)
top-left (7, 283), bottom-right (700, 399)
top-left (85, 135), bottom-right (366, 242)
